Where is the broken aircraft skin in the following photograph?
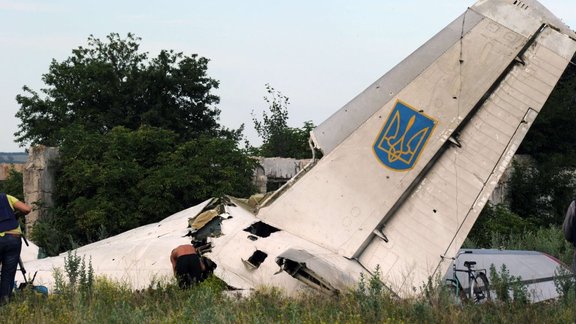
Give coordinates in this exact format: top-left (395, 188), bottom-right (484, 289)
top-left (19, 0), bottom-right (576, 299)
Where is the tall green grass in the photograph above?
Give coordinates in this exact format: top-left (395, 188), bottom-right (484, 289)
top-left (2, 273), bottom-right (574, 323)
top-left (2, 231), bottom-right (575, 323)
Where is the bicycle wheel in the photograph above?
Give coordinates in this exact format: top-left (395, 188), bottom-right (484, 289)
top-left (472, 272), bottom-right (491, 303)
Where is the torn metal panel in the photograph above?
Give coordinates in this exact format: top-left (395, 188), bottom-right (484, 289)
top-left (276, 248), bottom-right (358, 294)
top-left (189, 208), bottom-right (220, 230)
top-left (204, 197), bottom-right (367, 294)
top-left (18, 199), bottom-right (214, 291)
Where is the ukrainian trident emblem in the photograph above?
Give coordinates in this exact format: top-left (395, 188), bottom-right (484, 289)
top-left (373, 101), bottom-right (437, 171)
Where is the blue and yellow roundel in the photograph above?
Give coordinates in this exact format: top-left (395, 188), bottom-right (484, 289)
top-left (373, 100), bottom-right (437, 171)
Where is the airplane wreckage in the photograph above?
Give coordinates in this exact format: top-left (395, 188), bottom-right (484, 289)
top-left (18, 0), bottom-right (576, 301)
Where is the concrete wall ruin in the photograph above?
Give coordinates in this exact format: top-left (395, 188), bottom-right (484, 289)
top-left (23, 146), bottom-right (60, 232)
top-left (253, 157), bottom-right (313, 193)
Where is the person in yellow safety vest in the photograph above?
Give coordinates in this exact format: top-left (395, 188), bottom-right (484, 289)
top-left (0, 193), bottom-right (31, 305)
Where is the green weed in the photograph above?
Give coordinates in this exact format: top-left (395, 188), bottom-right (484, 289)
top-left (1, 262), bottom-right (574, 323)
top-left (489, 264), bottom-right (529, 304)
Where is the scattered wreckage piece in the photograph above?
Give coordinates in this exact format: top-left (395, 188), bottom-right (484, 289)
top-left (199, 197), bottom-right (366, 296)
top-left (17, 199), bottom-right (214, 291)
top-left (445, 249), bottom-right (573, 303)
top-left (18, 197), bottom-right (367, 296)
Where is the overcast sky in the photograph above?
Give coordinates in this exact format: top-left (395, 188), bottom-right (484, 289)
top-left (1, 0), bottom-right (575, 152)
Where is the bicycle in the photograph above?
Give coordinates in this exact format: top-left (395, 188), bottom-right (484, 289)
top-left (445, 253), bottom-right (491, 303)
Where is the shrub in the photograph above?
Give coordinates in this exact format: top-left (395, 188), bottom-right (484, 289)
top-left (489, 264), bottom-right (529, 304)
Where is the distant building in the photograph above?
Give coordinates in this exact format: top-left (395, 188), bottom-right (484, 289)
top-left (253, 157), bottom-right (313, 193)
top-left (0, 152), bottom-right (28, 164)
top-left (0, 164), bottom-right (25, 181)
top-left (0, 152), bottom-right (27, 181)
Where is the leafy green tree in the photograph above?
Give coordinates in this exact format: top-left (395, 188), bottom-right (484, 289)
top-left (494, 54), bottom-right (576, 228)
top-left (31, 125), bottom-right (256, 254)
top-left (15, 33), bottom-right (221, 147)
top-left (252, 84), bottom-right (316, 159)
top-left (518, 54), bottom-right (576, 166)
top-left (505, 158), bottom-right (576, 227)
top-left (138, 136), bottom-right (257, 222)
top-left (506, 160), bottom-right (543, 223)
top-left (467, 203), bottom-right (534, 247)
top-left (16, 33), bottom-right (257, 255)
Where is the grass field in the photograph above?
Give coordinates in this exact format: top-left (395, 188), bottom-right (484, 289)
top-left (2, 226), bottom-right (575, 323)
top-left (1, 271), bottom-right (574, 324)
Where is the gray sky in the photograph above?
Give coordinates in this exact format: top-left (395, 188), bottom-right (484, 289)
top-left (1, 0), bottom-right (575, 152)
